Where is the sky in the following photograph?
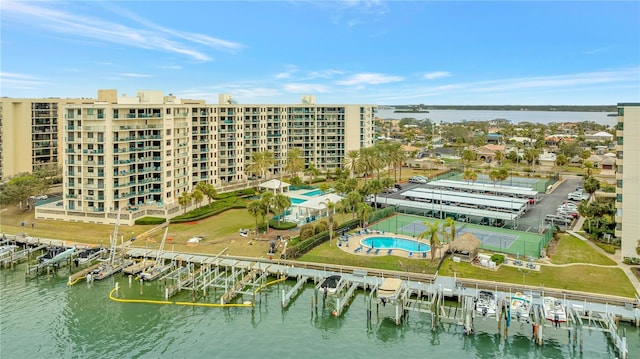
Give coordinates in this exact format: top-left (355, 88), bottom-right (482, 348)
top-left (1, 1), bottom-right (639, 105)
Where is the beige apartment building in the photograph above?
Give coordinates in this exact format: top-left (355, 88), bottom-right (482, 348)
top-left (30, 90), bottom-right (375, 225)
top-left (0, 97), bottom-right (92, 180)
top-left (615, 103), bottom-right (640, 262)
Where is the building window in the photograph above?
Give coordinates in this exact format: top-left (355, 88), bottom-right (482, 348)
top-left (617, 179), bottom-right (623, 188)
top-left (617, 137), bottom-right (623, 145)
top-left (617, 194), bottom-right (622, 202)
top-left (617, 122), bottom-right (624, 131)
top-left (618, 107), bottom-right (624, 116)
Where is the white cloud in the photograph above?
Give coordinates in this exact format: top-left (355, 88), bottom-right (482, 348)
top-left (337, 73), bottom-right (404, 85)
top-left (2, 2), bottom-right (243, 62)
top-left (0, 72), bottom-right (47, 90)
top-left (423, 71), bottom-right (452, 80)
top-left (305, 69), bottom-right (344, 79)
top-left (117, 73), bottom-right (153, 78)
top-left (283, 83), bottom-right (330, 93)
top-left (157, 65), bottom-right (182, 70)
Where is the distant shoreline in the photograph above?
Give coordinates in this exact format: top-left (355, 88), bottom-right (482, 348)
top-left (386, 105), bottom-right (616, 112)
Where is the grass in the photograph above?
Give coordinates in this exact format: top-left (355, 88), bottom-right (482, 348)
top-left (439, 259), bottom-right (636, 298)
top-left (550, 234), bottom-right (616, 265)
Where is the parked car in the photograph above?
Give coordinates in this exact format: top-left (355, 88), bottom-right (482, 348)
top-left (394, 184), bottom-right (402, 190)
top-left (458, 214), bottom-right (469, 223)
top-left (479, 217), bottom-right (490, 226)
top-left (545, 214), bottom-right (572, 225)
top-left (409, 176), bottom-right (427, 184)
top-left (567, 192), bottom-right (584, 201)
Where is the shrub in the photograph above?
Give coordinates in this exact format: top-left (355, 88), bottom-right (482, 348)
top-left (491, 253), bottom-right (505, 265)
top-left (269, 220), bottom-right (297, 230)
top-left (311, 177), bottom-right (326, 184)
top-left (135, 217), bottom-right (166, 225)
top-left (299, 224), bottom-right (315, 240)
top-left (314, 221), bottom-right (328, 233)
top-left (594, 242), bottom-right (616, 254)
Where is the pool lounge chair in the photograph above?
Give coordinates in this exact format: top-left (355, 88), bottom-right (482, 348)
top-left (387, 249), bottom-right (393, 255)
top-left (366, 247), bottom-right (373, 254)
top-left (374, 249), bottom-right (380, 255)
top-left (422, 252), bottom-right (427, 258)
top-left (354, 246), bottom-right (362, 253)
top-left (409, 252), bottom-right (413, 258)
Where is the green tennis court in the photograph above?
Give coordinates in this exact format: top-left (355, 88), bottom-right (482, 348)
top-left (368, 213), bottom-right (547, 258)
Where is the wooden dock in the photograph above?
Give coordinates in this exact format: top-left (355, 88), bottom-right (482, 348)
top-left (123, 259), bottom-right (154, 275)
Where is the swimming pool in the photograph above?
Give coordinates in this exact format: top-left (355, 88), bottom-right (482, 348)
top-left (302, 189), bottom-right (323, 197)
top-left (290, 198), bottom-right (307, 205)
top-left (361, 236), bottom-right (430, 253)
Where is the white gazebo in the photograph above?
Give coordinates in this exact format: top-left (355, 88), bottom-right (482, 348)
top-left (258, 179), bottom-right (290, 194)
top-left (293, 193), bottom-right (344, 223)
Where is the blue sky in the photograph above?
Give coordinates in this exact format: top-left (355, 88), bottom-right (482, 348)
top-left (1, 1), bottom-right (638, 105)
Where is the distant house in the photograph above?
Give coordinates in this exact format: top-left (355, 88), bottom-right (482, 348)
top-left (557, 122), bottom-right (579, 135)
top-left (586, 154), bottom-right (605, 168)
top-left (488, 118), bottom-right (511, 127)
top-left (425, 147), bottom-right (460, 160)
top-left (509, 136), bottom-right (533, 145)
top-left (585, 131), bottom-right (614, 142)
top-left (544, 135), bottom-right (575, 149)
top-left (486, 133), bottom-right (503, 144)
top-left (474, 144), bottom-right (506, 162)
top-left (538, 151), bottom-right (557, 169)
top-left (601, 156), bottom-right (615, 171)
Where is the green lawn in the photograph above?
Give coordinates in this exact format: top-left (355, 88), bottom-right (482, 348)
top-left (439, 260), bottom-right (636, 298)
top-left (550, 234), bottom-right (616, 265)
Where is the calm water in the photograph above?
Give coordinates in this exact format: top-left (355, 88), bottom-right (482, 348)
top-left (376, 109), bottom-right (615, 127)
top-left (1, 264), bottom-right (638, 358)
top-left (362, 237), bottom-right (431, 253)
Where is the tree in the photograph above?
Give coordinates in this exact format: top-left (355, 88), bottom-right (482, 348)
top-left (583, 161), bottom-right (595, 177)
top-left (463, 170), bottom-right (475, 185)
top-left (247, 200), bottom-right (264, 236)
top-left (304, 164), bottom-right (320, 185)
top-left (368, 179), bottom-right (383, 208)
top-left (356, 202), bottom-right (373, 229)
top-left (284, 148), bottom-right (305, 178)
top-left (583, 176), bottom-right (600, 196)
top-left (489, 170), bottom-right (500, 187)
top-left (497, 168), bottom-right (509, 187)
top-left (318, 182), bottom-right (330, 194)
top-left (461, 149), bottom-right (476, 168)
top-left (382, 177), bottom-right (395, 196)
top-left (178, 191), bottom-right (192, 214)
top-left (274, 193), bottom-right (291, 226)
top-left (347, 191), bottom-right (363, 219)
top-left (260, 192), bottom-right (275, 233)
top-left (494, 150), bottom-right (505, 166)
top-left (322, 199), bottom-right (336, 246)
top-left (444, 216), bottom-right (456, 245)
top-left (0, 172), bottom-right (46, 207)
top-left (344, 150), bottom-right (361, 178)
top-left (191, 188), bottom-right (204, 208)
top-left (555, 154), bottom-right (568, 167)
top-left (418, 221), bottom-right (441, 261)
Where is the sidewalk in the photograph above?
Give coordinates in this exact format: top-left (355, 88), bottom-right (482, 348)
top-left (566, 227), bottom-right (640, 297)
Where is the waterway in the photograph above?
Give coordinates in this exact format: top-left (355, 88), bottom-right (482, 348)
top-left (1, 264), bottom-right (638, 358)
top-left (376, 109), bottom-right (616, 127)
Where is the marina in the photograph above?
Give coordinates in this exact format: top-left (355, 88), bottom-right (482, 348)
top-left (2, 234), bottom-right (639, 358)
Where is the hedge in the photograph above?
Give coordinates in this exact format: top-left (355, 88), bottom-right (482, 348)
top-left (135, 217), bottom-right (166, 225)
top-left (269, 219), bottom-right (297, 230)
top-left (170, 197), bottom-right (246, 223)
top-left (491, 253), bottom-right (505, 265)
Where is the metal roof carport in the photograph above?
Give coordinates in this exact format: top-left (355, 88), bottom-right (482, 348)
top-left (426, 179), bottom-right (540, 200)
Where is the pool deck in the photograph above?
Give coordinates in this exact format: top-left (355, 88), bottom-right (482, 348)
top-left (336, 229), bottom-right (445, 259)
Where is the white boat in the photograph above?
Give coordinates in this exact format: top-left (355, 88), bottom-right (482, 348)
top-left (377, 278), bottom-right (403, 305)
top-left (319, 275), bottom-right (342, 296)
top-left (476, 290), bottom-right (497, 316)
top-left (543, 296), bottom-right (567, 323)
top-left (510, 292), bottom-right (532, 321)
top-left (75, 247), bottom-right (107, 266)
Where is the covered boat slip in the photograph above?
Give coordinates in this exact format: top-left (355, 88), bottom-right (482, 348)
top-left (403, 188), bottom-right (529, 215)
top-left (425, 179), bottom-right (540, 200)
top-left (377, 278), bottom-right (404, 302)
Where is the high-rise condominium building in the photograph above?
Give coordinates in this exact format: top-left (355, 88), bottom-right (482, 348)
top-left (32, 90), bottom-right (375, 225)
top-left (0, 97), bottom-right (89, 180)
top-left (615, 103), bottom-right (640, 262)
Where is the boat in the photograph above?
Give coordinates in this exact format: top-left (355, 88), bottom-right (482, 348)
top-left (543, 296), bottom-right (567, 324)
top-left (75, 247), bottom-right (107, 266)
top-left (0, 245), bottom-right (19, 258)
top-left (475, 290), bottom-right (497, 316)
top-left (509, 292), bottom-right (532, 321)
top-left (90, 209), bottom-right (127, 280)
top-left (37, 246), bottom-right (76, 265)
top-left (377, 278), bottom-right (403, 306)
top-left (318, 275), bottom-right (342, 296)
top-left (140, 227), bottom-right (172, 281)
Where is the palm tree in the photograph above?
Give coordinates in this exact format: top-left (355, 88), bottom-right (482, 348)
top-left (260, 192), bottom-right (274, 234)
top-left (347, 191), bottom-right (363, 219)
top-left (368, 179), bottom-right (383, 208)
top-left (196, 182), bottom-right (217, 206)
top-left (323, 199), bottom-right (336, 246)
top-left (462, 149), bottom-right (476, 169)
top-left (494, 150), bottom-right (505, 166)
top-left (444, 217), bottom-right (456, 246)
top-left (304, 164), bottom-right (320, 185)
top-left (344, 150), bottom-right (361, 178)
top-left (418, 221), bottom-right (441, 261)
top-left (178, 191), bottom-right (192, 214)
top-left (262, 150), bottom-right (275, 178)
top-left (497, 168), bottom-right (509, 187)
top-left (358, 147), bottom-right (377, 183)
top-left (247, 200), bottom-right (264, 236)
top-left (191, 188), bottom-right (204, 209)
top-left (382, 177), bottom-right (394, 197)
top-left (274, 193), bottom-right (292, 226)
top-left (356, 202), bottom-right (373, 229)
top-left (463, 170), bottom-right (475, 184)
top-left (489, 170), bottom-right (500, 187)
top-left (247, 151), bottom-right (265, 181)
top-left (284, 148), bottom-right (305, 178)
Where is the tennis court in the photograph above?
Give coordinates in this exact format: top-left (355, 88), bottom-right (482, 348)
top-left (447, 173), bottom-right (550, 192)
top-left (369, 213), bottom-right (546, 258)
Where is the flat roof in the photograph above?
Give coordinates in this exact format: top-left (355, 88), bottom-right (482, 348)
top-left (374, 197), bottom-right (519, 221)
top-left (403, 189), bottom-right (527, 212)
top-left (426, 179), bottom-right (539, 197)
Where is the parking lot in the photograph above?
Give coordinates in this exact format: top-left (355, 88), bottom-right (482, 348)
top-left (378, 176), bottom-right (585, 233)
